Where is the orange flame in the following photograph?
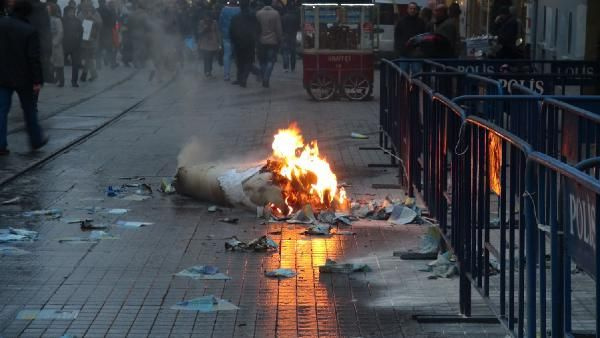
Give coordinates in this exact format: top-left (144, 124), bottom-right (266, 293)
top-left (488, 132), bottom-right (502, 196)
top-left (268, 123), bottom-right (346, 212)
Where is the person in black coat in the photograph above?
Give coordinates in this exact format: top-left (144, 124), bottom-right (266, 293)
top-left (230, 0), bottom-right (260, 87)
top-left (62, 5), bottom-right (83, 87)
top-left (394, 2), bottom-right (426, 57)
top-left (281, 6), bottom-right (299, 72)
top-left (0, 0), bottom-right (48, 155)
top-left (26, 0), bottom-right (53, 83)
top-left (97, 0), bottom-right (117, 68)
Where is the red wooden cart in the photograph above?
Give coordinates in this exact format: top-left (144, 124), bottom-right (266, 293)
top-left (301, 1), bottom-right (375, 101)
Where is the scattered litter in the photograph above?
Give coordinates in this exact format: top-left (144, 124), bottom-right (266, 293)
top-left (303, 223), bottom-right (331, 235)
top-left (59, 230), bottom-right (119, 243)
top-left (319, 259), bottom-right (371, 274)
top-left (16, 309), bottom-right (79, 320)
top-left (265, 268), bottom-right (296, 278)
top-left (0, 228), bottom-right (38, 242)
top-left (218, 218), bottom-right (239, 224)
top-left (106, 186), bottom-right (121, 197)
top-left (119, 176), bottom-right (145, 181)
top-left (123, 194), bottom-right (151, 201)
top-left (107, 208), bottom-right (129, 215)
top-left (489, 256), bottom-right (500, 275)
top-left (208, 205), bottom-right (220, 213)
top-left (256, 206), bottom-right (264, 218)
top-left (287, 205), bottom-right (317, 224)
top-left (332, 229), bottom-right (356, 236)
top-left (175, 265), bottom-right (231, 280)
top-left (135, 183), bottom-right (153, 195)
top-left (124, 183), bottom-right (141, 188)
top-left (334, 215), bottom-right (353, 225)
top-left (395, 226), bottom-right (441, 259)
top-left (351, 132), bottom-right (369, 139)
top-left (76, 219), bottom-right (107, 231)
top-left (0, 246), bottom-right (30, 256)
top-left (159, 178), bottom-right (176, 194)
top-left (171, 296), bottom-right (239, 312)
top-left (89, 230), bottom-right (119, 240)
top-left (317, 211), bottom-right (336, 224)
top-left (419, 252), bottom-right (457, 278)
top-left (388, 205), bottom-right (418, 225)
top-left (268, 230), bottom-right (282, 235)
top-left (66, 218), bottom-right (94, 225)
top-left (225, 235), bottom-right (278, 252)
top-left (116, 221), bottom-right (153, 228)
top-left (1, 197), bottom-right (21, 205)
top-left (58, 237), bottom-right (95, 244)
top-left (23, 209), bottom-right (62, 219)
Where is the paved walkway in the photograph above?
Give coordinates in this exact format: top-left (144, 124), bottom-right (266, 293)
top-left (0, 63), bottom-right (506, 337)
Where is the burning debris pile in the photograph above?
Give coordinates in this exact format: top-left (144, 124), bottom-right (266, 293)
top-left (174, 124), bottom-right (347, 215)
top-left (174, 123), bottom-right (423, 227)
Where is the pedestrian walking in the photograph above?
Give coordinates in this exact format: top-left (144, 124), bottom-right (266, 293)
top-left (197, 11), bottom-right (220, 79)
top-left (48, 3), bottom-right (64, 87)
top-left (119, 2), bottom-right (134, 67)
top-left (62, 6), bottom-right (82, 87)
top-left (96, 0), bottom-right (117, 68)
top-left (0, 0), bottom-right (48, 155)
top-left (78, 2), bottom-right (102, 81)
top-left (256, 0), bottom-right (282, 88)
top-left (280, 6), bottom-right (299, 72)
top-left (218, 1), bottom-right (240, 81)
top-left (394, 2), bottom-right (426, 57)
top-left (27, 0), bottom-right (53, 84)
top-left (230, 0), bottom-right (259, 87)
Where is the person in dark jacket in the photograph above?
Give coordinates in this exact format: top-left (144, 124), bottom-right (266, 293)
top-left (281, 7), bottom-right (299, 72)
top-left (492, 6), bottom-right (521, 59)
top-left (433, 4), bottom-right (458, 57)
top-left (394, 2), bottom-right (426, 56)
top-left (26, 0), bottom-right (53, 83)
top-left (230, 0), bottom-right (259, 87)
top-left (96, 0), bottom-right (117, 68)
top-left (62, 5), bottom-right (82, 87)
top-left (0, 0), bottom-right (48, 155)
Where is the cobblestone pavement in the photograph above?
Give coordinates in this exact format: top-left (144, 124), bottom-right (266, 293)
top-left (0, 63), bottom-right (507, 337)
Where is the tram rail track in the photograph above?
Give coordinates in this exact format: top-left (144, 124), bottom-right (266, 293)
top-left (0, 73), bottom-right (175, 188)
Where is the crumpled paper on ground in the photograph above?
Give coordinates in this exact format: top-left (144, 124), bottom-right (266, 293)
top-left (171, 296), bottom-right (239, 312)
top-left (225, 235), bottom-right (278, 252)
top-left (304, 223), bottom-right (331, 235)
top-left (265, 268), bottom-right (296, 278)
top-left (418, 251), bottom-right (457, 279)
top-left (175, 265), bottom-right (231, 280)
top-left (0, 228), bottom-right (38, 242)
top-left (319, 259), bottom-right (371, 274)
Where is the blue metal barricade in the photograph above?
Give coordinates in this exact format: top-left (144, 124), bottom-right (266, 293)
top-left (455, 116), bottom-right (533, 336)
top-left (524, 152), bottom-right (600, 337)
top-left (377, 57), bottom-right (600, 338)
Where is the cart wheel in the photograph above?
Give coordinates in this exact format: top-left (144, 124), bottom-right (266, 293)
top-left (307, 73), bottom-right (336, 101)
top-left (342, 74), bottom-right (372, 101)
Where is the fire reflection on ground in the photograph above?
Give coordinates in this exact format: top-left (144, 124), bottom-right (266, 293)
top-left (258, 223), bottom-right (344, 336)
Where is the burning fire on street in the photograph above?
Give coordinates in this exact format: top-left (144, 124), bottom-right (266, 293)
top-left (174, 123), bottom-right (348, 215)
top-left (264, 123), bottom-right (347, 215)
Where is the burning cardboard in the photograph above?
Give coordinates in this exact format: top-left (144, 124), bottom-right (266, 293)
top-left (174, 124), bottom-right (347, 215)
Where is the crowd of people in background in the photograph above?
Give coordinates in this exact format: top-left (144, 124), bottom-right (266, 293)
top-left (0, 0), bottom-right (301, 88)
top-left (394, 1), bottom-right (521, 59)
top-left (0, 0), bottom-right (300, 155)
